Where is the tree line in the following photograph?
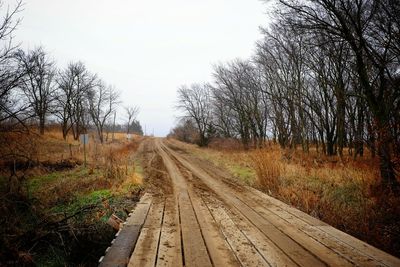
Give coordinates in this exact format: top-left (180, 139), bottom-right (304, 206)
top-left (175, 0), bottom-right (400, 191)
top-left (0, 1), bottom-right (141, 143)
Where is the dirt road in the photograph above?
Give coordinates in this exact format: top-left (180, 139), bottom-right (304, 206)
top-left (100, 138), bottom-right (400, 267)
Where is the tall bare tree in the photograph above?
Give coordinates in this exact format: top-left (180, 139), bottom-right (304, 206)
top-left (278, 0), bottom-right (400, 190)
top-left (0, 0), bottom-right (26, 127)
top-left (16, 47), bottom-right (56, 134)
top-left (212, 60), bottom-right (268, 148)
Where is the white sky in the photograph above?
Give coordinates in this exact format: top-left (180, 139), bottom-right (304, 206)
top-left (8, 0), bottom-right (270, 136)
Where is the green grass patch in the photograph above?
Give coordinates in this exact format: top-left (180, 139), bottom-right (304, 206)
top-left (325, 181), bottom-right (365, 206)
top-left (122, 182), bottom-right (143, 194)
top-left (28, 172), bottom-right (60, 191)
top-left (52, 189), bottom-right (111, 214)
top-left (27, 166), bottom-right (98, 192)
top-left (134, 159), bottom-right (144, 176)
top-left (229, 164), bottom-right (256, 185)
top-left (192, 148), bottom-right (256, 185)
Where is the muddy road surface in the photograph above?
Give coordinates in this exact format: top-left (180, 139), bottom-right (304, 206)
top-left (100, 138), bottom-right (400, 267)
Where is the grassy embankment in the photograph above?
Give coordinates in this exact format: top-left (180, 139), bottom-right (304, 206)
top-left (0, 128), bottom-right (144, 266)
top-left (174, 139), bottom-right (400, 258)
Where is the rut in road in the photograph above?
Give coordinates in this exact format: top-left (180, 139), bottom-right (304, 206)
top-left (100, 138), bottom-right (400, 267)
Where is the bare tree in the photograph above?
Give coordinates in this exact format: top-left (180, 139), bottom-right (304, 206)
top-left (125, 105), bottom-right (139, 134)
top-left (87, 83), bottom-right (119, 143)
top-left (278, 0), bottom-right (400, 190)
top-left (0, 0), bottom-right (26, 126)
top-left (177, 83), bottom-right (213, 147)
top-left (212, 60), bottom-right (268, 148)
top-left (15, 47), bottom-right (56, 134)
top-left (55, 62), bottom-right (96, 140)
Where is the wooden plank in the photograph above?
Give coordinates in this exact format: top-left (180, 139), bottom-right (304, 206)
top-left (246, 186), bottom-right (327, 226)
top-left (241, 197), bottom-right (354, 267)
top-left (203, 195), bottom-right (270, 267)
top-left (156, 197), bottom-right (183, 267)
top-left (245, 186), bottom-right (400, 267)
top-left (223, 198), bottom-right (298, 267)
top-left (188, 188), bottom-right (240, 267)
top-left (99, 193), bottom-right (152, 267)
top-left (227, 195), bottom-right (326, 266)
top-left (179, 191), bottom-right (213, 267)
top-left (128, 199), bottom-right (165, 267)
top-left (263, 203), bottom-right (379, 266)
top-left (125, 193), bottom-right (153, 226)
top-left (317, 225), bottom-right (400, 267)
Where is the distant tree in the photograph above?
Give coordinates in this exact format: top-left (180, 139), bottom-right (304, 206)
top-left (177, 83), bottom-right (213, 147)
top-left (124, 105), bottom-right (139, 134)
top-left (15, 47), bottom-right (56, 134)
top-left (104, 121), bottom-right (143, 137)
top-left (87, 83), bottom-right (119, 143)
top-left (130, 119), bottom-right (143, 135)
top-left (168, 118), bottom-right (197, 144)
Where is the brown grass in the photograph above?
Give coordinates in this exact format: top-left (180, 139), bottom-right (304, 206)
top-left (250, 147), bottom-right (282, 192)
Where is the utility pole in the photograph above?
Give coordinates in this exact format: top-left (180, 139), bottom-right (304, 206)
top-left (112, 111), bottom-right (116, 141)
top-left (80, 134), bottom-right (89, 168)
top-left (83, 139), bottom-right (86, 167)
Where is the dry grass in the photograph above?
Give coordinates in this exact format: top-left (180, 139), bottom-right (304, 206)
top-left (8, 127), bottom-right (142, 163)
top-left (16, 131), bottom-right (143, 207)
top-left (250, 147), bottom-right (282, 192)
top-left (248, 145), bottom-right (377, 214)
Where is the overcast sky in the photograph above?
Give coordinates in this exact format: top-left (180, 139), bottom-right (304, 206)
top-left (9, 0), bottom-right (270, 136)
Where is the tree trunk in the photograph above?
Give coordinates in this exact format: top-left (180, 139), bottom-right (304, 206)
top-left (351, 52), bottom-right (397, 186)
top-left (376, 122), bottom-right (399, 191)
top-left (99, 132), bottom-right (104, 143)
top-left (336, 90), bottom-right (345, 158)
top-left (39, 116), bottom-right (45, 135)
top-left (62, 126), bottom-right (67, 140)
top-left (326, 138), bottom-right (335, 156)
top-left (366, 114), bottom-right (376, 158)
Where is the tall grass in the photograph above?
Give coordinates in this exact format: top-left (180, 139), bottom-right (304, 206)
top-left (250, 148), bottom-right (282, 192)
